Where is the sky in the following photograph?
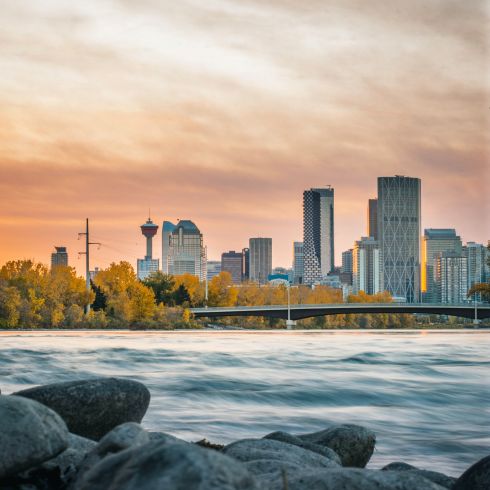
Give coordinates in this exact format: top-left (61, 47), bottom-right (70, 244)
top-left (0, 0), bottom-right (489, 276)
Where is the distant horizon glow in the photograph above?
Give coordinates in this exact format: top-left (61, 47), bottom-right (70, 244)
top-left (0, 0), bottom-right (488, 277)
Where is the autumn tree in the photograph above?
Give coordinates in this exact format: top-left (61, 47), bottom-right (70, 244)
top-left (208, 272), bottom-right (238, 307)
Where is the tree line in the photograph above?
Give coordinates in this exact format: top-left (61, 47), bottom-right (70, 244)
top-left (4, 256), bottom-right (486, 329)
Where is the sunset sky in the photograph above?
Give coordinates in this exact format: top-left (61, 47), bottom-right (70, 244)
top-left (0, 0), bottom-right (488, 276)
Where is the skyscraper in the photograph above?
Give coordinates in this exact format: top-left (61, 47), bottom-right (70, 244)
top-left (168, 220), bottom-right (206, 281)
top-left (242, 248), bottom-right (250, 281)
top-left (293, 241), bottom-right (304, 284)
top-left (221, 251), bottom-right (243, 284)
top-left (137, 217), bottom-right (159, 280)
top-left (377, 176), bottom-right (421, 302)
top-left (249, 238), bottom-right (272, 284)
top-left (341, 249), bottom-right (353, 274)
top-left (435, 252), bottom-right (468, 304)
top-left (352, 237), bottom-right (382, 295)
top-left (367, 199), bottom-right (378, 240)
top-left (422, 229), bottom-right (462, 302)
top-left (51, 246), bottom-right (68, 268)
top-left (303, 186), bottom-right (334, 285)
top-left (161, 221), bottom-right (176, 274)
top-left (463, 242), bottom-right (488, 292)
top-left (206, 261), bottom-right (221, 281)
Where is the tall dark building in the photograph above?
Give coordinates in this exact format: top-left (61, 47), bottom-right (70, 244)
top-left (221, 251), bottom-right (243, 284)
top-left (303, 187), bottom-right (334, 285)
top-left (368, 199), bottom-right (378, 240)
top-left (377, 176), bottom-right (421, 302)
top-left (249, 238), bottom-right (272, 284)
top-left (51, 247), bottom-right (68, 268)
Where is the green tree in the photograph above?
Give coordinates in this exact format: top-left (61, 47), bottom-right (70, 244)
top-left (173, 284), bottom-right (191, 306)
top-left (142, 272), bottom-right (175, 305)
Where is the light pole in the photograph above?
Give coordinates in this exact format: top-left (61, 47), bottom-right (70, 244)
top-left (473, 293), bottom-right (479, 327)
top-left (286, 280), bottom-right (295, 330)
top-left (204, 245), bottom-right (208, 308)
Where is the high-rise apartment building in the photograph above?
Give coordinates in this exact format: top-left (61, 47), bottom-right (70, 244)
top-left (242, 248), bottom-right (250, 281)
top-left (421, 229), bottom-right (462, 302)
top-left (352, 237), bottom-right (382, 295)
top-left (303, 186), bottom-right (334, 285)
top-left (161, 221), bottom-right (176, 274)
top-left (249, 238), bottom-right (272, 284)
top-left (206, 261), bottom-right (221, 281)
top-left (168, 220), bottom-right (206, 281)
top-left (137, 217), bottom-right (159, 280)
top-left (367, 199), bottom-right (378, 240)
top-left (51, 247), bottom-right (68, 268)
top-left (377, 176), bottom-right (421, 302)
top-left (463, 242), bottom-right (488, 292)
top-left (341, 249), bottom-right (353, 274)
top-left (293, 241), bottom-right (304, 284)
top-left (435, 252), bottom-right (468, 304)
top-left (221, 251), bottom-right (243, 284)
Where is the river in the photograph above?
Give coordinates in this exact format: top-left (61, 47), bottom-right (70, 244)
top-left (0, 329), bottom-right (488, 476)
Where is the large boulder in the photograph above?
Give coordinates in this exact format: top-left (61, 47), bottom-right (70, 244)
top-left (298, 424), bottom-right (376, 468)
top-left (269, 468), bottom-right (449, 490)
top-left (454, 455), bottom-right (490, 490)
top-left (72, 439), bottom-right (260, 490)
top-left (382, 461), bottom-right (456, 488)
top-left (14, 377), bottom-right (150, 440)
top-left (263, 431), bottom-right (341, 465)
top-left (0, 395), bottom-right (69, 479)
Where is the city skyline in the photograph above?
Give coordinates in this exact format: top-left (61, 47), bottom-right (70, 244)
top-left (0, 1), bottom-right (488, 276)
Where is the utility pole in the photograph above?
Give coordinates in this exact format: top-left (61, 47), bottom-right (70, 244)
top-left (473, 294), bottom-right (479, 327)
top-left (78, 218), bottom-right (101, 314)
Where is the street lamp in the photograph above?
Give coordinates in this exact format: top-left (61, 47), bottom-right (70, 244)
top-left (286, 280), bottom-right (296, 330)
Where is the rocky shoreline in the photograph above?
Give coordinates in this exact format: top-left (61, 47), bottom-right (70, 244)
top-left (0, 378), bottom-right (488, 489)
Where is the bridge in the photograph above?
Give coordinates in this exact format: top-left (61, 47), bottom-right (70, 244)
top-left (191, 303), bottom-right (490, 322)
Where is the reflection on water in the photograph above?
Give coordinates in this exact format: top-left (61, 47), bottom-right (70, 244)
top-left (0, 330), bottom-right (489, 476)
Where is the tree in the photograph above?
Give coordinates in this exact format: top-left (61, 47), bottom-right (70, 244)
top-left (208, 272), bottom-right (238, 307)
top-left (0, 284), bottom-right (21, 328)
top-left (172, 273), bottom-right (204, 306)
top-left (91, 280), bottom-right (107, 311)
top-left (173, 284), bottom-right (191, 306)
top-left (128, 282), bottom-right (155, 322)
top-left (142, 272), bottom-right (175, 305)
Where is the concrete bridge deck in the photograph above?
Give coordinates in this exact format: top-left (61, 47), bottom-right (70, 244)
top-left (191, 303), bottom-right (490, 321)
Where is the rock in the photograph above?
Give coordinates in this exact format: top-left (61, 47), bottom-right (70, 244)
top-left (264, 431), bottom-right (341, 465)
top-left (14, 377), bottom-right (150, 440)
top-left (0, 395), bottom-right (69, 479)
top-left (382, 462), bottom-right (417, 471)
top-left (148, 431), bottom-right (187, 444)
top-left (298, 424), bottom-right (376, 468)
top-left (41, 433), bottom-right (96, 481)
top-left (382, 462), bottom-right (456, 488)
top-left (80, 423), bottom-right (149, 470)
top-left (223, 438), bottom-right (339, 487)
top-left (454, 455), bottom-right (490, 490)
top-left (269, 468), bottom-right (449, 490)
top-left (72, 439), bottom-right (260, 490)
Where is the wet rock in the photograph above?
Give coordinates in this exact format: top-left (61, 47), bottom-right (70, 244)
top-left (454, 455), bottom-right (490, 490)
top-left (0, 395), bottom-right (69, 479)
top-left (223, 438), bottom-right (339, 487)
top-left (14, 377), bottom-right (150, 440)
top-left (269, 468), bottom-right (448, 490)
top-left (382, 462), bottom-right (417, 471)
top-left (81, 423), bottom-right (149, 468)
top-left (381, 462), bottom-right (456, 488)
top-left (41, 433), bottom-right (96, 483)
top-left (264, 431), bottom-right (341, 465)
top-left (72, 439), bottom-right (260, 490)
top-left (298, 424), bottom-right (376, 468)
top-left (148, 431), bottom-right (187, 444)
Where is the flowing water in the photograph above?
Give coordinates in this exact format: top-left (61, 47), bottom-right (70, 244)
top-left (0, 329), bottom-right (488, 476)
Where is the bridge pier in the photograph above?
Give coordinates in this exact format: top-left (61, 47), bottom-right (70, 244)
top-left (286, 319), bottom-right (296, 330)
